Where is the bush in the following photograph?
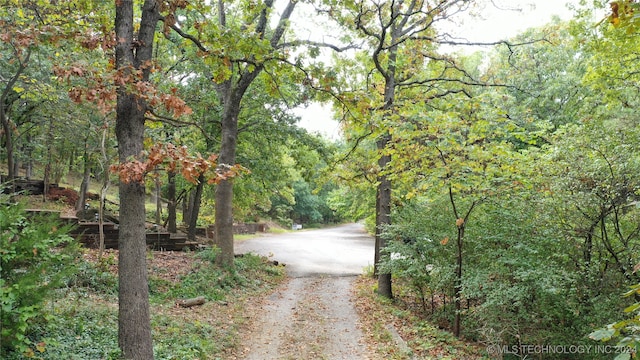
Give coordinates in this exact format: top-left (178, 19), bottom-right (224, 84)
top-left (0, 197), bottom-right (80, 356)
top-left (151, 249), bottom-right (284, 303)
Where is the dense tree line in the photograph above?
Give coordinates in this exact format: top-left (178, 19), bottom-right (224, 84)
top-left (329, 2), bottom-right (640, 356)
top-left (3, 0), bottom-right (640, 358)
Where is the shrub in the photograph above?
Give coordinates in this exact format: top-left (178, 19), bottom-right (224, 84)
top-left (0, 197), bottom-right (80, 356)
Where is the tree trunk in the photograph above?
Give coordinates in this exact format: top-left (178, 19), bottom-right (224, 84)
top-left (0, 109), bottom-right (14, 183)
top-left (154, 172), bottom-right (162, 225)
top-left (25, 134), bottom-right (33, 179)
top-left (453, 225), bottom-right (464, 337)
top-left (376, 134), bottom-right (393, 299)
top-left (117, 179), bottom-right (153, 360)
top-left (115, 1), bottom-right (158, 358)
top-left (43, 164), bottom-right (51, 202)
top-left (187, 175), bottom-right (204, 241)
top-left (68, 146), bottom-right (76, 173)
top-left (76, 141), bottom-right (91, 212)
top-left (0, 51), bottom-right (29, 187)
top-left (43, 117), bottom-right (55, 202)
top-left (211, 0), bottom-right (297, 268)
top-left (374, 36), bottom-right (397, 299)
top-left (182, 190), bottom-right (191, 226)
top-left (98, 121), bottom-right (110, 258)
top-left (215, 107), bottom-right (239, 267)
top-left (373, 193), bottom-right (381, 277)
top-left (166, 170), bottom-right (177, 233)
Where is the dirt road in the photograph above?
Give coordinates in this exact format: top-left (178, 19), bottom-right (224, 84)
top-left (234, 223), bottom-right (375, 359)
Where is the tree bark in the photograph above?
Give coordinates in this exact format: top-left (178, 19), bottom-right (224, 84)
top-left (374, 43), bottom-right (398, 300)
top-left (25, 134), bottom-right (33, 179)
top-left (183, 189), bottom-right (192, 227)
top-left (376, 134), bottom-right (393, 299)
top-left (214, 101), bottom-right (240, 267)
top-left (0, 51), bottom-right (29, 186)
top-left (368, 0), bottom-right (403, 300)
top-left (453, 225), bottom-right (464, 337)
top-left (154, 173), bottom-right (162, 225)
top-left (187, 175), bottom-right (205, 241)
top-left (213, 0), bottom-right (297, 268)
top-left (166, 170), bottom-right (177, 233)
top-left (0, 107), bottom-right (14, 183)
top-left (76, 141), bottom-right (91, 212)
top-left (115, 1), bottom-right (158, 358)
top-left (176, 296), bottom-right (206, 308)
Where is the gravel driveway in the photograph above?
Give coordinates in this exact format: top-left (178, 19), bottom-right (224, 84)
top-left (234, 223), bottom-right (375, 359)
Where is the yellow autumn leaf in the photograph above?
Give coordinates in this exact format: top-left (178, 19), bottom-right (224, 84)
top-left (23, 348), bottom-right (35, 358)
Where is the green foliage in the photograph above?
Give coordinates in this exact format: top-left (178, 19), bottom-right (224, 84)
top-left (0, 246), bottom-right (284, 359)
top-left (589, 283), bottom-right (640, 358)
top-left (0, 198), bottom-right (80, 356)
top-left (13, 298), bottom-right (121, 360)
top-left (379, 186), bottom-right (626, 356)
top-left (291, 180), bottom-right (324, 224)
top-left (152, 250), bottom-right (284, 303)
top-left (152, 314), bottom-right (223, 360)
top-left (65, 255), bottom-right (118, 296)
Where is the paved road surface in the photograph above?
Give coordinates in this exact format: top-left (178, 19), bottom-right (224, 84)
top-left (235, 222), bottom-right (375, 277)
top-left (233, 223), bottom-right (376, 360)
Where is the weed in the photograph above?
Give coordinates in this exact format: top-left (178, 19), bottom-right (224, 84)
top-left (354, 276), bottom-right (488, 360)
top-left (65, 260), bottom-right (118, 296)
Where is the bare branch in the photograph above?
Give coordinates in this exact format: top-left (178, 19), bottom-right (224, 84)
top-left (159, 15), bottom-right (209, 53)
top-left (145, 109), bottom-right (219, 145)
top-left (338, 128), bottom-right (375, 164)
top-left (276, 39), bottom-right (361, 52)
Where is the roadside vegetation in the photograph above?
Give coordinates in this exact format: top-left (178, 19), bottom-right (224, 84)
top-left (1, 198), bottom-right (286, 359)
top-left (354, 275), bottom-right (488, 360)
top-left (5, 1), bottom-right (640, 359)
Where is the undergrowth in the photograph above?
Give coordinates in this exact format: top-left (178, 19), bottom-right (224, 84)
top-left (3, 249), bottom-right (285, 359)
top-left (354, 275), bottom-right (488, 360)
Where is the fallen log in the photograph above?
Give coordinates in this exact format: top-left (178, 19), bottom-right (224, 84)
top-left (176, 296), bottom-right (206, 308)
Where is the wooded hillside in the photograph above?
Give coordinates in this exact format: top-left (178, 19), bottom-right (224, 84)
top-left (3, 1), bottom-right (640, 359)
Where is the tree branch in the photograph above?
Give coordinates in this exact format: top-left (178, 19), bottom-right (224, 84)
top-left (159, 15), bottom-right (209, 53)
top-left (145, 109), bottom-right (219, 145)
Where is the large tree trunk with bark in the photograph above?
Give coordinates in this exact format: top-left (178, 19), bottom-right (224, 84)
top-left (374, 41), bottom-right (397, 299)
top-left (114, 1), bottom-right (158, 358)
top-left (214, 104), bottom-right (239, 267)
top-left (212, 0), bottom-right (296, 268)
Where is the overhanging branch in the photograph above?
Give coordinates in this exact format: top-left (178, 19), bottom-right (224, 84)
top-left (145, 108), bottom-right (219, 145)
